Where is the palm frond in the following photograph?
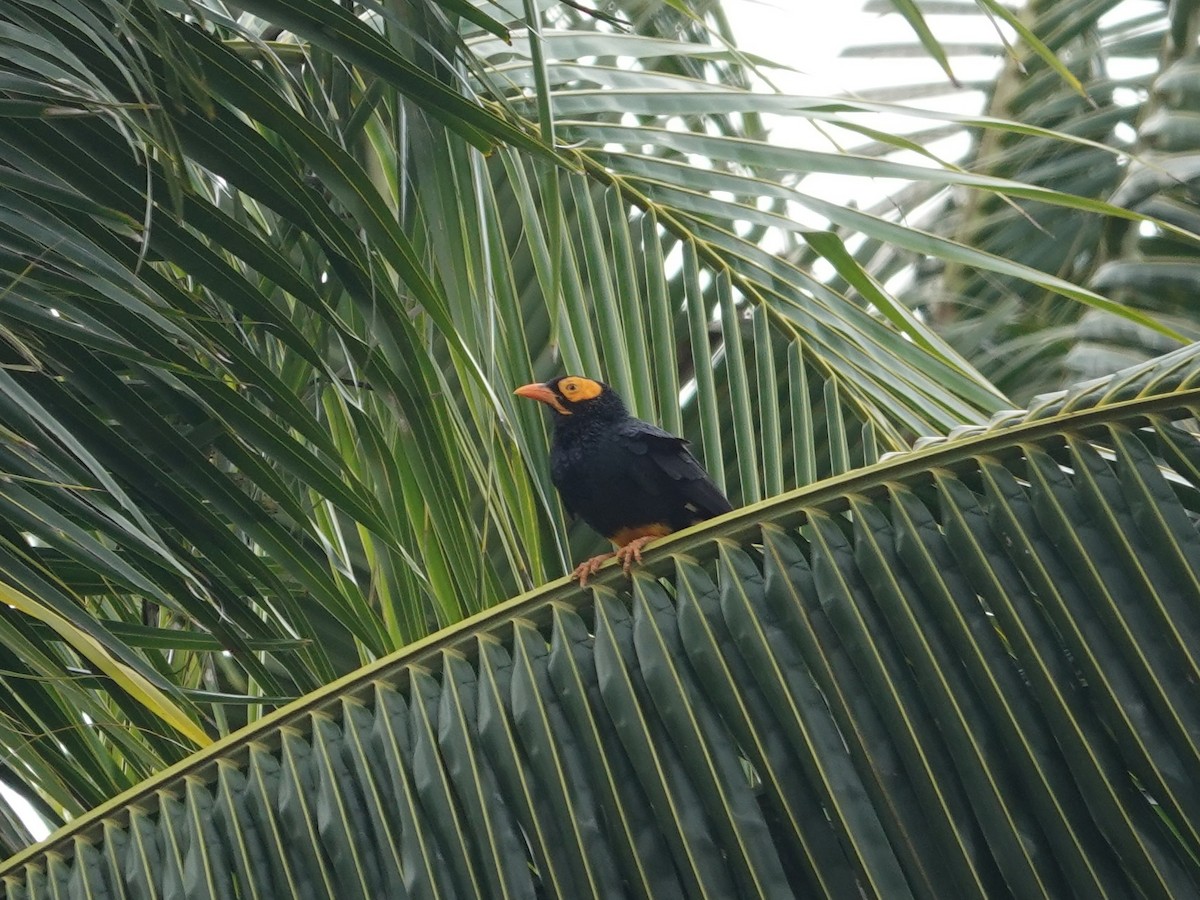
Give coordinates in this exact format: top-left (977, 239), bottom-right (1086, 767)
top-left (4, 344), bottom-right (1200, 894)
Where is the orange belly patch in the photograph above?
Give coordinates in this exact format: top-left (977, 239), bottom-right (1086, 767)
top-left (609, 523), bottom-right (673, 547)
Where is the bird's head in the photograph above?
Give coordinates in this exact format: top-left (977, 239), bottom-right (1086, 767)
top-left (514, 375), bottom-right (626, 421)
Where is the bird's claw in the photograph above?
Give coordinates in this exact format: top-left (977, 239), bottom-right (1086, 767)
top-left (614, 535), bottom-right (655, 575)
top-left (572, 551), bottom-right (615, 587)
top-left (572, 536), bottom-right (659, 586)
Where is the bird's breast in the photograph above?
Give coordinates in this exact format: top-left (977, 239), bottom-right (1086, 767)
top-left (550, 432), bottom-right (622, 497)
top-left (550, 427), bottom-right (678, 540)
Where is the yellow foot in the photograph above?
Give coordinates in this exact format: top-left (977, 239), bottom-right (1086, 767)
top-left (572, 551), bottom-right (616, 587)
top-left (614, 535), bottom-right (657, 575)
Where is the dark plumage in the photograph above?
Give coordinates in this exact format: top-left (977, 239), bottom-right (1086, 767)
top-left (515, 375), bottom-right (733, 584)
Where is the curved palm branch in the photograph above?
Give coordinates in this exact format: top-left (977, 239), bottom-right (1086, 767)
top-left (3, 343), bottom-right (1200, 894)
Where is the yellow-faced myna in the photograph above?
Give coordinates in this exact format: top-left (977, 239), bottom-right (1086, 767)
top-left (515, 375), bottom-right (733, 585)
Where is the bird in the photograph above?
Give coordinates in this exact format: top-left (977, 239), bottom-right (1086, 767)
top-left (514, 375), bottom-right (733, 586)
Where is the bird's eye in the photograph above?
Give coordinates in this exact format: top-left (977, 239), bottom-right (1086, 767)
top-left (558, 377), bottom-right (601, 400)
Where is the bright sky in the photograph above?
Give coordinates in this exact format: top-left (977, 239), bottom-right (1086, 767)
top-left (720, 0), bottom-right (1003, 218)
top-left (721, 0), bottom-right (1162, 220)
top-left (725, 0), bottom-right (1163, 121)
top-left (725, 0), bottom-right (1010, 94)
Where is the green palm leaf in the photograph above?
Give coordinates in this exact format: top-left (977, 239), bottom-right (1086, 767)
top-left (5, 345), bottom-right (1200, 895)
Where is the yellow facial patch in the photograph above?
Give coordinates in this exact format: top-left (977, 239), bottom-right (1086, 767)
top-left (558, 376), bottom-right (603, 402)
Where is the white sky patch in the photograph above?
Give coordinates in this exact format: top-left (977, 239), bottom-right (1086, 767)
top-left (721, 0), bottom-right (1163, 213)
top-left (0, 784), bottom-right (49, 841)
top-left (720, 1), bottom-right (998, 211)
top-left (1113, 121), bottom-right (1138, 145)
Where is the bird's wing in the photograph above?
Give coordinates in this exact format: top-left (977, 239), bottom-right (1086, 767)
top-left (618, 420), bottom-right (733, 519)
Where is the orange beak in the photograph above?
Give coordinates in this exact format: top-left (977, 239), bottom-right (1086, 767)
top-left (514, 382), bottom-right (571, 416)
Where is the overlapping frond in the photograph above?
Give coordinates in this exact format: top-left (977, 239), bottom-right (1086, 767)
top-left (5, 344), bottom-right (1200, 896)
top-left (0, 0), bottom-right (1192, 850)
top-left (864, 0), bottom-right (1200, 400)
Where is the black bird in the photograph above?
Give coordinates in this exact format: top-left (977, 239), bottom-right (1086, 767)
top-left (515, 375), bottom-right (733, 585)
